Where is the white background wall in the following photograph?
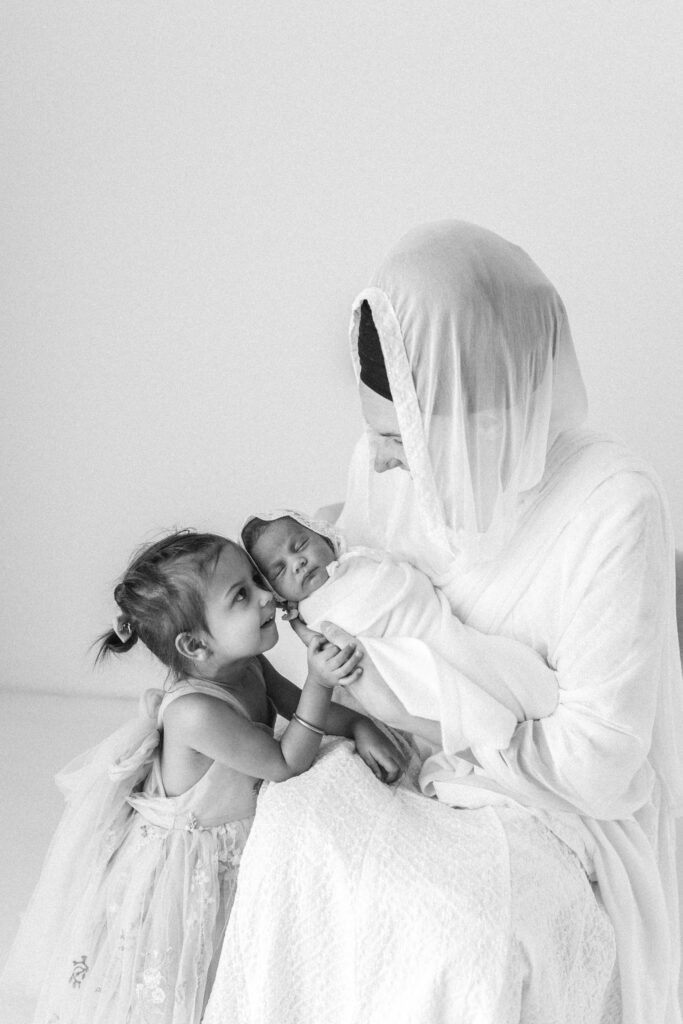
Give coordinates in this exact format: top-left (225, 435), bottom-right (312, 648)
top-left (2, 0), bottom-right (682, 698)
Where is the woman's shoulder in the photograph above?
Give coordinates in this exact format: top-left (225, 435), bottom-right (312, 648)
top-left (549, 429), bottom-right (666, 520)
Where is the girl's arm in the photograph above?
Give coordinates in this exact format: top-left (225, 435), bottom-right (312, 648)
top-left (177, 637), bottom-right (362, 782)
top-left (259, 653), bottom-right (407, 782)
top-left (259, 653), bottom-right (364, 737)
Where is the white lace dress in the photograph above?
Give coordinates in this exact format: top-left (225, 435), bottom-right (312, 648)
top-left (0, 668), bottom-right (272, 1024)
top-left (204, 740), bottom-right (619, 1024)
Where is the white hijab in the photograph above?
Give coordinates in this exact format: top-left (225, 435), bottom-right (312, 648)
top-left (345, 220), bottom-right (588, 571)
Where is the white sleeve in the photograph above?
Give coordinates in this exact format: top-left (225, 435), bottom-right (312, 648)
top-left (470, 473), bottom-right (669, 820)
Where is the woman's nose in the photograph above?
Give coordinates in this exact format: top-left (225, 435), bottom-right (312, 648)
top-left (374, 452), bottom-right (400, 473)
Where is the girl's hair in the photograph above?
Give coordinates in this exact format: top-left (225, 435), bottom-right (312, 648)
top-left (96, 530), bottom-right (229, 678)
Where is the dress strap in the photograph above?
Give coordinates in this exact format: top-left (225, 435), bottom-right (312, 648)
top-left (157, 679), bottom-right (252, 727)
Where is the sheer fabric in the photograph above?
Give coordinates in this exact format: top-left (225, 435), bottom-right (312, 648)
top-left (0, 679), bottom-right (263, 1023)
top-left (347, 221), bottom-right (587, 568)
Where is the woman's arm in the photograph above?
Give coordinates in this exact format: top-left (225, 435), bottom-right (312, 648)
top-left (469, 473), bottom-right (671, 820)
top-left (314, 502), bottom-right (344, 524)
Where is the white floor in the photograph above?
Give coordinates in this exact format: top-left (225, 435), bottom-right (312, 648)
top-left (3, 689), bottom-right (683, 1012)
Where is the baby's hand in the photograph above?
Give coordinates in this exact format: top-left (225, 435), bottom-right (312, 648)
top-left (281, 601), bottom-right (299, 623)
top-left (352, 719), bottom-right (407, 784)
top-left (306, 633), bottom-right (363, 689)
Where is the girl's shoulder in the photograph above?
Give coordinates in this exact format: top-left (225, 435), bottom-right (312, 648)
top-left (161, 671), bottom-right (263, 725)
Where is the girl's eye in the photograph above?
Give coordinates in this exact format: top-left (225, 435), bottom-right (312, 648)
top-left (234, 587), bottom-right (247, 602)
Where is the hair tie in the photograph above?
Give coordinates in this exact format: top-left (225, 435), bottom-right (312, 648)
top-left (112, 613), bottom-right (134, 643)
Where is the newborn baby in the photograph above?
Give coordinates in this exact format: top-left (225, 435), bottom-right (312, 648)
top-left (242, 510), bottom-right (558, 755)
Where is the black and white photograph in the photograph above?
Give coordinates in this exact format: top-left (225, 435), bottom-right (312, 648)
top-left (1, 3), bottom-right (682, 1022)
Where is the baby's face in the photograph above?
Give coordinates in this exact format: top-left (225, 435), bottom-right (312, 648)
top-left (250, 518), bottom-right (335, 603)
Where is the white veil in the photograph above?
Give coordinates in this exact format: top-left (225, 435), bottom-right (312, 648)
top-left (344, 220), bottom-right (588, 570)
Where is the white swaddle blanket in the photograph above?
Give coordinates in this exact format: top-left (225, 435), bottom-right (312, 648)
top-left (299, 546), bottom-right (558, 754)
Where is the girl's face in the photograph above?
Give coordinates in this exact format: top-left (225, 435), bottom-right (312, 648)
top-left (359, 382), bottom-right (409, 473)
top-left (200, 543), bottom-right (278, 671)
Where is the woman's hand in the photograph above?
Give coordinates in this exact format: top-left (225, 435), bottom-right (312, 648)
top-left (306, 633), bottom-right (363, 690)
top-left (351, 719), bottom-right (406, 784)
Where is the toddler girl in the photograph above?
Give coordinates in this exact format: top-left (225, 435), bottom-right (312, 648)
top-left (243, 510), bottom-right (559, 756)
top-left (0, 530), bottom-right (403, 1024)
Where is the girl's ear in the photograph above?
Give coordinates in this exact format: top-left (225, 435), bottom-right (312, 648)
top-left (175, 632), bottom-right (208, 662)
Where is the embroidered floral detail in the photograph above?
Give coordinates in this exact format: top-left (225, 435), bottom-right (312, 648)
top-left (185, 812), bottom-right (199, 832)
top-left (143, 967), bottom-right (162, 988)
top-left (191, 863), bottom-right (210, 889)
top-left (132, 820), bottom-right (164, 852)
top-left (216, 820), bottom-right (250, 871)
top-left (136, 949), bottom-right (171, 1018)
top-left (69, 954), bottom-right (89, 988)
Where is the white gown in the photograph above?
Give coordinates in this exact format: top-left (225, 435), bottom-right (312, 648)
top-left (0, 669), bottom-right (273, 1024)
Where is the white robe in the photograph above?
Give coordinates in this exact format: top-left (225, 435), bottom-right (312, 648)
top-left (340, 426), bottom-right (683, 1024)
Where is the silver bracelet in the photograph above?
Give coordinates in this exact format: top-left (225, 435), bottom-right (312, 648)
top-left (292, 712), bottom-right (326, 737)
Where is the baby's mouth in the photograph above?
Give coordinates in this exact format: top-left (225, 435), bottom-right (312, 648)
top-left (302, 566), bottom-right (321, 588)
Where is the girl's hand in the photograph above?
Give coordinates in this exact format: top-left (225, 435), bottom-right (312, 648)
top-left (352, 719), bottom-right (407, 784)
top-left (306, 633), bottom-right (363, 689)
top-left (288, 613), bottom-right (320, 648)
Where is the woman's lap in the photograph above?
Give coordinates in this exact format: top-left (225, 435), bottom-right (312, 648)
top-left (204, 741), bottom-right (617, 1024)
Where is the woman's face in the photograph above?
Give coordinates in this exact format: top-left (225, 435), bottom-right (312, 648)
top-left (359, 382), bottom-right (409, 473)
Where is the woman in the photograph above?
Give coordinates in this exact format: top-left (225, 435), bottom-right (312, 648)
top-left (206, 222), bottom-right (682, 1023)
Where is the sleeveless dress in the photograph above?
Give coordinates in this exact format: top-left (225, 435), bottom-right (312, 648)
top-left (0, 662), bottom-right (275, 1024)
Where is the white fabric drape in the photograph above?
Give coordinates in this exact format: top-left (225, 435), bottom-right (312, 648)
top-left (347, 220), bottom-right (587, 569)
top-left (339, 221), bottom-right (683, 1023)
